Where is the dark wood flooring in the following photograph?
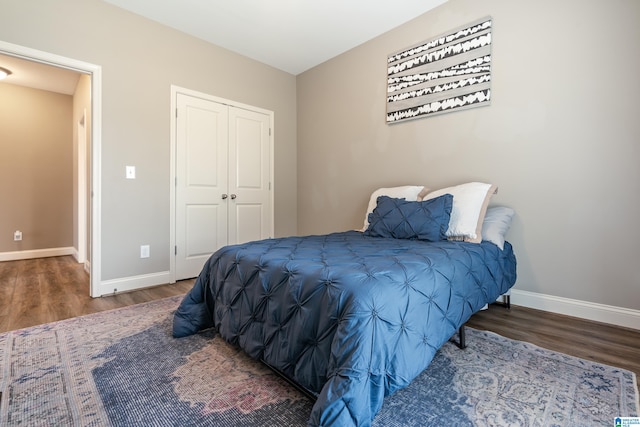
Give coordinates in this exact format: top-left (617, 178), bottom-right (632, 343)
top-left (0, 255), bottom-right (194, 332)
top-left (1, 256), bottom-right (639, 389)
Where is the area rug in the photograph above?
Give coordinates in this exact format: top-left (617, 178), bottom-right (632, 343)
top-left (0, 296), bottom-right (637, 426)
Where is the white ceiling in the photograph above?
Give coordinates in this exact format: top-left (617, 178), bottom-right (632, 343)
top-left (102, 0), bottom-right (447, 75)
top-left (0, 1), bottom-right (447, 94)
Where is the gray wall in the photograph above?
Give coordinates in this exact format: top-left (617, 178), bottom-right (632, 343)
top-left (297, 0), bottom-right (640, 311)
top-left (0, 0), bottom-right (298, 281)
top-left (0, 84), bottom-right (73, 252)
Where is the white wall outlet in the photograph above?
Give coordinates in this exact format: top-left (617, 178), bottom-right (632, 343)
top-left (126, 166), bottom-right (136, 179)
top-left (14, 230), bottom-right (22, 241)
top-left (140, 245), bottom-right (150, 258)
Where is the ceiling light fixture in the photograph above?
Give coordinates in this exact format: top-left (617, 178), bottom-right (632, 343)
top-left (0, 66), bottom-right (12, 80)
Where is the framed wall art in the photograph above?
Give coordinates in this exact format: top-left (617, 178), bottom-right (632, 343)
top-left (386, 16), bottom-right (492, 124)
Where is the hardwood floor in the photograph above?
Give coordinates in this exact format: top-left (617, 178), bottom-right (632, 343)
top-left (0, 255), bottom-right (194, 333)
top-left (1, 256), bottom-right (639, 390)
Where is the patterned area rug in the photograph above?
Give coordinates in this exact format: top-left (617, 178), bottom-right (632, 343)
top-left (0, 296), bottom-right (637, 426)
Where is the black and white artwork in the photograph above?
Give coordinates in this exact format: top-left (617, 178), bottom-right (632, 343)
top-left (386, 17), bottom-right (492, 124)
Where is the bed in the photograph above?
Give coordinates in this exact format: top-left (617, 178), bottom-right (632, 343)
top-left (173, 182), bottom-right (517, 426)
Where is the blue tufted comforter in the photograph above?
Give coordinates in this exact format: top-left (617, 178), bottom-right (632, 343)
top-left (173, 231), bottom-right (517, 426)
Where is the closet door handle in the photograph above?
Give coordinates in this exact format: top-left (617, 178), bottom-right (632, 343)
top-left (230, 194), bottom-right (237, 200)
top-left (221, 194), bottom-right (228, 200)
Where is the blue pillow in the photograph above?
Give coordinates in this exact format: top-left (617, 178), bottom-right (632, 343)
top-left (365, 194), bottom-right (453, 241)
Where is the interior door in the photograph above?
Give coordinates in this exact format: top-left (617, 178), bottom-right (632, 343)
top-left (175, 93), bottom-right (228, 280)
top-left (228, 107), bottom-right (272, 245)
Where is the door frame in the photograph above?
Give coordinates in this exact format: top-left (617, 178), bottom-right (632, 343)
top-left (169, 85), bottom-right (274, 283)
top-left (0, 41), bottom-right (103, 297)
top-left (77, 110), bottom-right (87, 265)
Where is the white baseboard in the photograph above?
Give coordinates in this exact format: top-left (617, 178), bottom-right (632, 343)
top-left (0, 247), bottom-right (75, 262)
top-left (511, 289), bottom-right (640, 331)
top-left (96, 271), bottom-right (172, 297)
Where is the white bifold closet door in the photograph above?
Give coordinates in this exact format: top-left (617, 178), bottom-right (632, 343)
top-left (175, 93), bottom-right (272, 280)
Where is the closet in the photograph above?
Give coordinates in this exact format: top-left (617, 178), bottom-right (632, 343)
top-left (174, 92), bottom-right (273, 280)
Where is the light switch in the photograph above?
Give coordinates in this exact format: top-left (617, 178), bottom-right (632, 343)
top-left (126, 166), bottom-right (136, 179)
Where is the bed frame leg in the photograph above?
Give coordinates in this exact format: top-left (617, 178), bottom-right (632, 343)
top-left (456, 325), bottom-right (467, 349)
top-left (491, 294), bottom-right (511, 309)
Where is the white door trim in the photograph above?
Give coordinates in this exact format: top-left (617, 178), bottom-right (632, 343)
top-left (169, 85), bottom-right (275, 283)
top-left (0, 41), bottom-right (103, 297)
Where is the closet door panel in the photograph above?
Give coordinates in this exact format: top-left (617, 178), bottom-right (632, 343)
top-left (228, 107), bottom-right (271, 245)
top-left (176, 93), bottom-right (229, 280)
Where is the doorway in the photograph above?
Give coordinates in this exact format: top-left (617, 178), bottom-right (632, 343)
top-left (0, 41), bottom-right (102, 297)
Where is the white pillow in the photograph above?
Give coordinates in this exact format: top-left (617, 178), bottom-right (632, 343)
top-left (362, 185), bottom-right (428, 231)
top-left (481, 206), bottom-right (515, 250)
top-left (422, 182), bottom-right (496, 243)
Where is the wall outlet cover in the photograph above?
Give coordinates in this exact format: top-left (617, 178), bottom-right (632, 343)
top-left (140, 245), bottom-right (150, 258)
